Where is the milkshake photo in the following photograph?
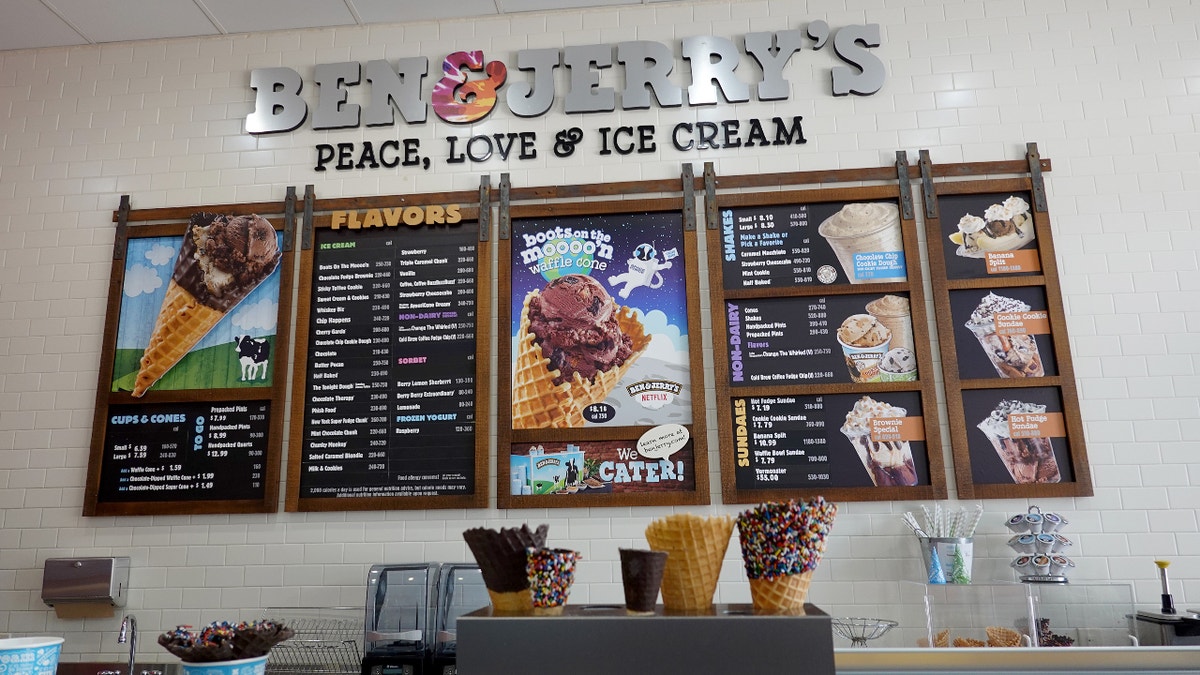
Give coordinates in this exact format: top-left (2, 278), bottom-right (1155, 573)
top-left (817, 202), bottom-right (906, 284)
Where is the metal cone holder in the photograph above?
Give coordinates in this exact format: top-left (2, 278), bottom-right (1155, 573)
top-left (1006, 505), bottom-right (1074, 583)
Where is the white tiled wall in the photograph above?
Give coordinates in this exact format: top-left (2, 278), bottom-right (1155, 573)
top-left (2, 0), bottom-right (1198, 659)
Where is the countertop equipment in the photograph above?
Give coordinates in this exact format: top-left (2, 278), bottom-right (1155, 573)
top-left (430, 564), bottom-right (486, 675)
top-left (362, 563), bottom-right (438, 675)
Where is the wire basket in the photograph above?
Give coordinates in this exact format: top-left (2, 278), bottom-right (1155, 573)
top-left (831, 617), bottom-right (899, 648)
top-left (262, 607), bottom-right (363, 675)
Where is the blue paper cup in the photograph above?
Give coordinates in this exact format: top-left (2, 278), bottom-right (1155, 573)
top-left (0, 637), bottom-right (65, 675)
top-left (181, 656), bottom-right (268, 675)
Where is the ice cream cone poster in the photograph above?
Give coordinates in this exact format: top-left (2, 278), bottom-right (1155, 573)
top-left (509, 438), bottom-right (695, 495)
top-left (938, 191), bottom-right (1041, 280)
top-left (112, 213), bottom-right (284, 395)
top-left (962, 388), bottom-right (1072, 485)
top-left (510, 212), bottom-right (691, 429)
top-left (949, 287), bottom-right (1057, 380)
top-left (731, 392), bottom-right (930, 490)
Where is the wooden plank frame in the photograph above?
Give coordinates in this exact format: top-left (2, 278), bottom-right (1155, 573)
top-left (497, 172), bottom-right (710, 509)
top-left (706, 159), bottom-right (949, 504)
top-left (921, 145), bottom-right (1092, 499)
top-left (285, 186), bottom-right (492, 512)
top-left (84, 192), bottom-right (298, 515)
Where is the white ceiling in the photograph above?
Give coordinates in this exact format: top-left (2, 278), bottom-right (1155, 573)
top-left (0, 0), bottom-right (675, 52)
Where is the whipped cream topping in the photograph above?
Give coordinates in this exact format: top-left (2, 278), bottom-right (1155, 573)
top-left (977, 398), bottom-right (1046, 436)
top-left (957, 214), bottom-right (985, 234)
top-left (841, 395), bottom-right (906, 435)
top-left (819, 202), bottom-right (900, 237)
top-left (967, 292), bottom-right (1031, 327)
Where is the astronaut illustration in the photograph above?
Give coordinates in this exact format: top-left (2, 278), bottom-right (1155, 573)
top-left (608, 242), bottom-right (674, 299)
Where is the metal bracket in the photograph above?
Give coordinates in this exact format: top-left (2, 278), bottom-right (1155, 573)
top-left (681, 163), bottom-right (696, 232)
top-left (282, 186), bottom-right (296, 252)
top-left (919, 150), bottom-right (938, 221)
top-left (114, 195), bottom-right (130, 261)
top-left (703, 162), bottom-right (718, 230)
top-left (895, 151), bottom-right (914, 221)
top-left (1026, 142), bottom-right (1048, 212)
top-left (478, 175), bottom-right (491, 242)
top-left (301, 184), bottom-right (314, 251)
top-left (499, 173), bottom-right (511, 241)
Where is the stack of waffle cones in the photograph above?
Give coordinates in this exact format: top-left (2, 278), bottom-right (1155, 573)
top-left (511, 290), bottom-right (651, 429)
top-left (736, 498), bottom-right (837, 612)
top-left (985, 626), bottom-right (1022, 647)
top-left (644, 513), bottom-right (734, 611)
top-left (463, 524), bottom-right (549, 611)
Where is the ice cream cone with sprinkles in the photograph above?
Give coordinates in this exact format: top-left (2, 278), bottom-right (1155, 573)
top-left (736, 498), bottom-right (837, 613)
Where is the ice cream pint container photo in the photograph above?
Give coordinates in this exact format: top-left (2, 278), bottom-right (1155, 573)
top-left (879, 347), bottom-right (918, 382)
top-left (836, 314), bottom-right (892, 383)
top-left (964, 292), bottom-right (1045, 378)
top-left (817, 202), bottom-right (906, 283)
top-left (840, 396), bottom-right (918, 487)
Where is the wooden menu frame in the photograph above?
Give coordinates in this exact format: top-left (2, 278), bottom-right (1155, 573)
top-left (921, 144), bottom-right (1091, 499)
top-left (706, 157), bottom-right (949, 504)
top-left (497, 170), bottom-right (710, 509)
top-left (85, 191), bottom-right (298, 515)
top-left (285, 183), bottom-right (492, 512)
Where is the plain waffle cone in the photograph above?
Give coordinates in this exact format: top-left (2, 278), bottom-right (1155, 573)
top-left (511, 291), bottom-right (651, 429)
top-left (133, 279), bottom-right (224, 396)
top-left (986, 625), bottom-right (1022, 647)
top-left (487, 588), bottom-right (533, 613)
top-left (747, 570), bottom-right (812, 612)
top-left (645, 513), bottom-right (734, 611)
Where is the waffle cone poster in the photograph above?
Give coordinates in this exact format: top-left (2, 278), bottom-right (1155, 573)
top-left (510, 212), bottom-right (692, 429)
top-left (112, 213), bottom-right (284, 395)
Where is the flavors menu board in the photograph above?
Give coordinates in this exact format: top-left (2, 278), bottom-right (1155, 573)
top-left (294, 219), bottom-right (481, 504)
top-left (921, 146), bottom-right (1091, 499)
top-left (719, 202), bottom-right (907, 289)
top-left (731, 392), bottom-right (929, 490)
top-left (97, 401), bottom-right (270, 502)
top-left (86, 196), bottom-right (296, 516)
top-left (706, 171), bottom-right (947, 504)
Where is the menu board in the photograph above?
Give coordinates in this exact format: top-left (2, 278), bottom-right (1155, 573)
top-left (97, 401), bottom-right (270, 502)
top-left (706, 173), bottom-right (947, 504)
top-left (921, 147), bottom-right (1091, 499)
top-left (498, 195), bottom-right (710, 510)
top-left (86, 196), bottom-right (296, 516)
top-left (296, 223), bottom-right (478, 500)
top-left (286, 195), bottom-right (490, 512)
top-left (731, 392), bottom-right (929, 490)
top-left (726, 293), bottom-right (920, 386)
top-left (720, 202), bottom-right (907, 289)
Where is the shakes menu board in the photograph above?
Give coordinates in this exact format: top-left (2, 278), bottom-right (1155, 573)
top-left (85, 193), bottom-right (297, 516)
top-left (920, 146), bottom-right (1091, 499)
top-left (286, 189), bottom-right (491, 511)
top-left (497, 175), bottom-right (709, 509)
top-left (705, 160), bottom-right (948, 503)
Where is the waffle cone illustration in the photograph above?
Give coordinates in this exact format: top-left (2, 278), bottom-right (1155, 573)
top-left (747, 570), bottom-right (812, 613)
top-left (645, 513), bottom-right (734, 611)
top-left (512, 276), bottom-right (651, 429)
top-left (132, 212), bottom-right (281, 396)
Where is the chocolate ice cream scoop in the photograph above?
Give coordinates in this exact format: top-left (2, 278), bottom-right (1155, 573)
top-left (176, 212), bottom-right (282, 311)
top-left (529, 274), bottom-right (634, 385)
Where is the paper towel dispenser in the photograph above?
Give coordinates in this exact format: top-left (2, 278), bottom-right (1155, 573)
top-left (42, 557), bottom-right (129, 610)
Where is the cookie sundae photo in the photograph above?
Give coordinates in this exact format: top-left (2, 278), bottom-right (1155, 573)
top-left (512, 274), bottom-right (651, 428)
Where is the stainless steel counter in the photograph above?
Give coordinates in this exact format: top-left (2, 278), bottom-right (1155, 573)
top-left (835, 646), bottom-right (1200, 673)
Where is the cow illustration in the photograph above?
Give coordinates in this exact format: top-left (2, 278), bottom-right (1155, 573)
top-left (235, 335), bottom-right (270, 381)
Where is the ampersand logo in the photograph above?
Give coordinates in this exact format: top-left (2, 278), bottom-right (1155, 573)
top-left (431, 51), bottom-right (508, 124)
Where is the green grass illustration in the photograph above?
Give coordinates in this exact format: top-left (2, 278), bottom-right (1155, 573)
top-left (112, 336), bottom-right (276, 393)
